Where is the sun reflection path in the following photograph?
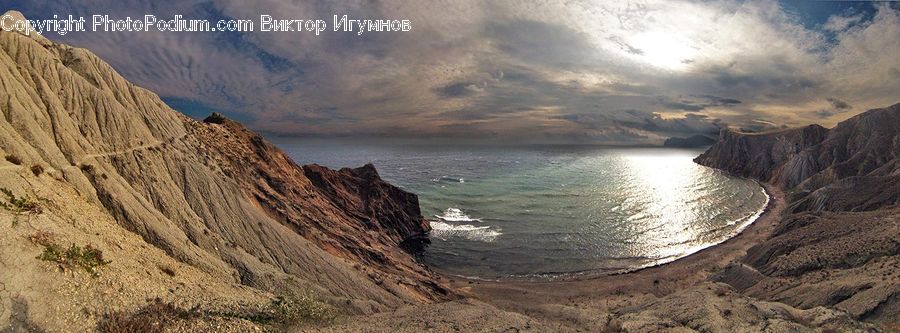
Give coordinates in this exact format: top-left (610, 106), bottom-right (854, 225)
top-left (622, 151), bottom-right (711, 261)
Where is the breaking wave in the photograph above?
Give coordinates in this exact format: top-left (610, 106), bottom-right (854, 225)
top-left (434, 207), bottom-right (481, 222)
top-left (430, 221), bottom-right (501, 242)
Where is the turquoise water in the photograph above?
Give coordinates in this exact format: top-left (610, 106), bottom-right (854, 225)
top-left (274, 140), bottom-right (769, 280)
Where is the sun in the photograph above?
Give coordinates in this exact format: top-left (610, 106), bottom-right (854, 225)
top-left (628, 31), bottom-right (698, 71)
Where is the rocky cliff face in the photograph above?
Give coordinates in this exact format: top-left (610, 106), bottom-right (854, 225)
top-left (694, 124), bottom-right (829, 185)
top-left (698, 104), bottom-right (900, 326)
top-left (662, 134), bottom-right (716, 148)
top-left (0, 11), bottom-right (446, 330)
top-left (696, 103), bottom-right (900, 212)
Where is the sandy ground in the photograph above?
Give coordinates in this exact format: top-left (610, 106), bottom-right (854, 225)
top-left (446, 183), bottom-right (786, 328)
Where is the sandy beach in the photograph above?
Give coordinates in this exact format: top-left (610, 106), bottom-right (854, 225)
top-left (447, 183), bottom-right (786, 327)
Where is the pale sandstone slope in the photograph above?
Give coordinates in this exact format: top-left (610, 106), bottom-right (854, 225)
top-left (2, 8), bottom-right (896, 332)
top-left (0, 166), bottom-right (272, 332)
top-left (0, 9), bottom-right (451, 331)
top-left (698, 104), bottom-right (900, 327)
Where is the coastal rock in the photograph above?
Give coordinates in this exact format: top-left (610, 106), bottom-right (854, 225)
top-left (663, 134), bottom-right (716, 148)
top-left (0, 11), bottom-right (447, 331)
top-left (614, 282), bottom-right (878, 333)
top-left (694, 124), bottom-right (828, 183)
top-left (697, 103), bottom-right (900, 211)
top-left (696, 103), bottom-right (900, 325)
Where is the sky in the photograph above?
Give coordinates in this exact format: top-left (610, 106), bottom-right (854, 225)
top-left (7, 0), bottom-right (900, 144)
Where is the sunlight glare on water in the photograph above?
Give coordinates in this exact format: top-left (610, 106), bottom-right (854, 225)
top-left (275, 140), bottom-right (769, 280)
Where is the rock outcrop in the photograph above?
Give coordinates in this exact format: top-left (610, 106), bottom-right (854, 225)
top-left (695, 124), bottom-right (829, 184)
top-left (0, 10), bottom-right (447, 331)
top-left (697, 103), bottom-right (900, 326)
top-left (2, 7), bottom-right (897, 332)
top-left (662, 134), bottom-right (716, 148)
top-left (696, 103), bottom-right (900, 211)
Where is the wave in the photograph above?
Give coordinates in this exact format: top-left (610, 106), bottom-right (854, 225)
top-left (430, 221), bottom-right (501, 242)
top-left (434, 207), bottom-right (482, 222)
top-left (432, 176), bottom-right (465, 183)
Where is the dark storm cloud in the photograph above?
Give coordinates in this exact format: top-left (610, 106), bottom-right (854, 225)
top-left (693, 95), bottom-right (742, 106)
top-left (656, 95), bottom-right (742, 112)
top-left (10, 1), bottom-right (900, 143)
top-left (436, 82), bottom-right (485, 98)
top-left (485, 20), bottom-right (599, 70)
top-left (661, 101), bottom-right (705, 112)
top-left (827, 97), bottom-right (852, 110)
top-left (557, 109), bottom-right (723, 137)
top-left (815, 97), bottom-right (853, 119)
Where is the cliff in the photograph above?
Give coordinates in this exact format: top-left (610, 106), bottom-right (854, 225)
top-left (697, 104), bottom-right (900, 326)
top-left (662, 134), bottom-right (716, 148)
top-left (0, 10), bottom-right (446, 331)
top-left (696, 103), bottom-right (900, 212)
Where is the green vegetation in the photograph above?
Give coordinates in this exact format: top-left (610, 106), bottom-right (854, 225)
top-left (37, 243), bottom-right (110, 277)
top-left (0, 188), bottom-right (43, 226)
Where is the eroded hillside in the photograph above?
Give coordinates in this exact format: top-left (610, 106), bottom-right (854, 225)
top-left (0, 10), bottom-right (448, 331)
top-left (697, 105), bottom-right (900, 326)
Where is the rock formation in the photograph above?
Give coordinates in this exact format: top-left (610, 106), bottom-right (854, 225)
top-left (0, 10), bottom-right (447, 331)
top-left (698, 104), bottom-right (900, 326)
top-left (1, 8), bottom-right (897, 332)
top-left (662, 134), bottom-right (716, 148)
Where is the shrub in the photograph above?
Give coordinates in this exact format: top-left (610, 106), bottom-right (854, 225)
top-left (4, 154), bottom-right (22, 165)
top-left (27, 229), bottom-right (54, 246)
top-left (79, 163), bottom-right (94, 172)
top-left (37, 243), bottom-right (110, 277)
top-left (97, 298), bottom-right (193, 333)
top-left (30, 164), bottom-right (44, 176)
top-left (269, 295), bottom-right (337, 326)
top-left (0, 188), bottom-right (43, 226)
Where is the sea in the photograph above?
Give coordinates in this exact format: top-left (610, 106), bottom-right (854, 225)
top-left (273, 139), bottom-right (769, 281)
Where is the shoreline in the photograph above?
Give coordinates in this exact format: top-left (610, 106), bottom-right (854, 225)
top-left (443, 182), bottom-right (786, 315)
top-left (432, 180), bottom-right (777, 283)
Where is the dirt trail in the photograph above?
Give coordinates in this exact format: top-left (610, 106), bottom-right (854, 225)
top-left (79, 133), bottom-right (187, 161)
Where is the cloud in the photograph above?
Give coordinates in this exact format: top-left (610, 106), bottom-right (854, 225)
top-left (14, 0), bottom-right (900, 144)
top-left (827, 97), bottom-right (852, 110)
top-left (816, 97), bottom-right (854, 119)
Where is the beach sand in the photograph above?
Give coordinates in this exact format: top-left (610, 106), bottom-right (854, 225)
top-left (446, 183), bottom-right (786, 327)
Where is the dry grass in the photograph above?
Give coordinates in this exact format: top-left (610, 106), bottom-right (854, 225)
top-left (97, 299), bottom-right (193, 333)
top-left (96, 294), bottom-right (336, 332)
top-left (27, 229), bottom-right (54, 246)
top-left (269, 295), bottom-right (337, 326)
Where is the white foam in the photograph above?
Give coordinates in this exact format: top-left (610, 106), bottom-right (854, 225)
top-left (434, 207), bottom-right (482, 222)
top-left (430, 221), bottom-right (501, 242)
top-left (433, 176), bottom-right (465, 183)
